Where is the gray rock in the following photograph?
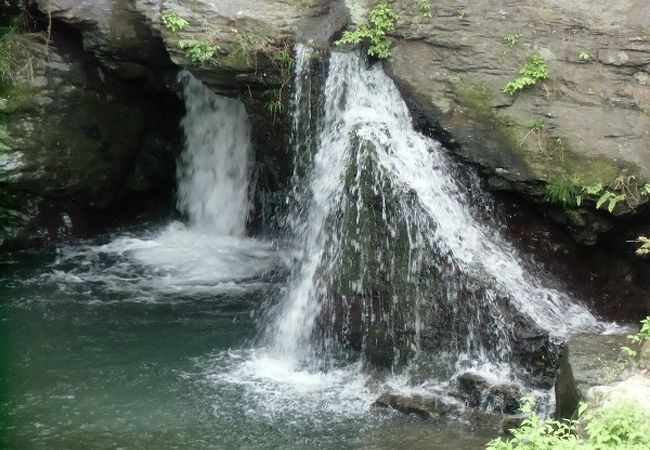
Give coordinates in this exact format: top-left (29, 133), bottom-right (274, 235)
top-left (481, 384), bottom-right (522, 414)
top-left (554, 333), bottom-right (629, 418)
top-left (379, 0), bottom-right (650, 243)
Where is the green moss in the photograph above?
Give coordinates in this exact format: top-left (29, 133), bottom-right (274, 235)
top-left (454, 82), bottom-right (523, 157)
top-left (455, 82), bottom-right (493, 118)
top-left (453, 81), bottom-right (626, 190)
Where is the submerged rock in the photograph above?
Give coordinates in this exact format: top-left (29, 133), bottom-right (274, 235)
top-left (373, 392), bottom-right (453, 419)
top-left (456, 374), bottom-right (522, 415)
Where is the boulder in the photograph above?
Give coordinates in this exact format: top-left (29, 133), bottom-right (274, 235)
top-left (481, 384), bottom-right (522, 415)
top-left (381, 0), bottom-right (650, 243)
top-left (554, 333), bottom-right (629, 418)
top-left (457, 372), bottom-right (490, 407)
top-left (587, 374), bottom-right (650, 417)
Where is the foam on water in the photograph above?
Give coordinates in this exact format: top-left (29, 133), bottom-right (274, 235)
top-left (45, 224), bottom-right (281, 301)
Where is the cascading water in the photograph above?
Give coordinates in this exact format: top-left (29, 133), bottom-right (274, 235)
top-left (266, 50), bottom-right (603, 383)
top-left (45, 72), bottom-right (280, 299)
top-left (177, 72), bottom-right (253, 236)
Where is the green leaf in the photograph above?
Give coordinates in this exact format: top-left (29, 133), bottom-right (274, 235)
top-left (596, 192), bottom-right (610, 209)
top-left (578, 403), bottom-right (588, 417)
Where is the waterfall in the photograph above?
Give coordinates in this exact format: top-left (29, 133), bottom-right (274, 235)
top-left (45, 72), bottom-right (279, 299)
top-left (266, 51), bottom-right (602, 377)
top-left (178, 71), bottom-right (252, 237)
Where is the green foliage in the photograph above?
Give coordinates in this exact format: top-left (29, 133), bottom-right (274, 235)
top-left (584, 401), bottom-right (650, 448)
top-left (503, 55), bottom-right (550, 95)
top-left (271, 49), bottom-right (295, 80)
top-left (579, 50), bottom-right (593, 62)
top-left (457, 9), bottom-right (469, 20)
top-left (419, 0), bottom-right (433, 18)
top-left (179, 38), bottom-right (219, 64)
top-left (487, 397), bottom-right (650, 450)
top-left (232, 30), bottom-right (263, 65)
top-left (545, 178), bottom-right (578, 206)
top-left (575, 183), bottom-right (603, 206)
top-left (162, 13), bottom-right (189, 33)
top-left (626, 316), bottom-right (650, 346)
top-left (335, 1), bottom-right (398, 60)
top-left (595, 191), bottom-right (626, 213)
top-left (0, 22), bottom-right (46, 91)
top-left (504, 34), bottom-right (521, 48)
top-left (487, 397), bottom-right (580, 450)
top-left (543, 175), bottom-right (650, 214)
top-left (263, 88), bottom-right (283, 117)
top-left (641, 183), bottom-right (650, 196)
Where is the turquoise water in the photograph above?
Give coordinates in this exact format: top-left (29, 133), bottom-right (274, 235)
top-left (0, 235), bottom-right (493, 449)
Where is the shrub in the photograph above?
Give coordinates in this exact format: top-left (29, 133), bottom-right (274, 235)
top-left (487, 397), bottom-right (650, 449)
top-left (419, 1), bottom-right (433, 18)
top-left (162, 13), bottom-right (189, 33)
top-left (179, 38), bottom-right (219, 64)
top-left (504, 34), bottom-right (521, 48)
top-left (0, 22), bottom-right (46, 90)
top-left (545, 178), bottom-right (578, 206)
top-left (335, 1), bottom-right (398, 60)
top-left (503, 55), bottom-right (549, 95)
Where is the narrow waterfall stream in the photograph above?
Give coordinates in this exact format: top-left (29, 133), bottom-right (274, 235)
top-left (0, 50), bottom-right (614, 449)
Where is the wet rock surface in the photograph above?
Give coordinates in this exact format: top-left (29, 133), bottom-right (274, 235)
top-left (384, 0), bottom-right (650, 201)
top-left (457, 373), bottom-right (490, 407)
top-left (481, 384), bottom-right (521, 415)
top-left (373, 392), bottom-right (454, 419)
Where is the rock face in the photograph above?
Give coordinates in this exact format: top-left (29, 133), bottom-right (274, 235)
top-left (31, 0), bottom-right (349, 236)
top-left (18, 0), bottom-right (649, 247)
top-left (1, 0), bottom-right (348, 245)
top-left (587, 374), bottom-right (650, 417)
top-left (0, 22), bottom-right (182, 247)
top-left (382, 0), bottom-right (650, 243)
top-left (385, 1), bottom-right (650, 176)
